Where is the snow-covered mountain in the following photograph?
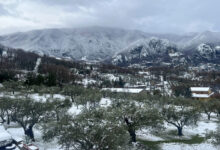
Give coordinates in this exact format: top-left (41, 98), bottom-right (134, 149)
top-left (1, 27), bottom-right (220, 66)
top-left (112, 37), bottom-right (187, 67)
top-left (0, 27), bottom-right (154, 61)
top-left (112, 37), bottom-right (220, 67)
top-left (191, 43), bottom-right (220, 64)
top-left (182, 31), bottom-right (220, 49)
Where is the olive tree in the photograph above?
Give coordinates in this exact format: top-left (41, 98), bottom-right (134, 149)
top-left (0, 97), bottom-right (12, 124)
top-left (209, 125), bottom-right (220, 148)
top-left (112, 100), bottom-right (161, 143)
top-left (197, 100), bottom-right (217, 120)
top-left (3, 80), bottom-right (22, 95)
top-left (10, 98), bottom-right (52, 141)
top-left (162, 99), bottom-right (200, 136)
top-left (63, 86), bottom-right (101, 109)
top-left (47, 98), bottom-right (72, 122)
top-left (62, 85), bottom-right (85, 102)
top-left (43, 108), bottom-right (130, 150)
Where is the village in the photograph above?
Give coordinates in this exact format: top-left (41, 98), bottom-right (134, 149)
top-left (0, 48), bottom-right (220, 150)
top-left (0, 53), bottom-right (219, 149)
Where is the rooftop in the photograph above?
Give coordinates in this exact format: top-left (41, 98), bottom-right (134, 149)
top-left (192, 92), bottom-right (214, 98)
top-left (190, 87), bottom-right (210, 92)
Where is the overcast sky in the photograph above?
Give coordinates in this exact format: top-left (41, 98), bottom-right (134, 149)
top-left (0, 0), bottom-right (219, 35)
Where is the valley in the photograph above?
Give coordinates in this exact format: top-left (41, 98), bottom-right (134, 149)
top-left (0, 41), bottom-right (220, 149)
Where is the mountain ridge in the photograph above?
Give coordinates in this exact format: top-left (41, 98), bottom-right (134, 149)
top-left (0, 26), bottom-right (220, 64)
top-left (0, 27), bottom-right (153, 60)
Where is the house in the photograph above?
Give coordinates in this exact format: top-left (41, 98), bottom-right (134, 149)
top-left (190, 87), bottom-right (214, 100)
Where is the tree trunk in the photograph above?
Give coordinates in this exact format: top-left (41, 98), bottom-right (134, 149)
top-left (71, 96), bottom-right (74, 103)
top-left (93, 102), bottom-right (96, 107)
top-left (124, 117), bottom-right (136, 143)
top-left (177, 127), bottom-right (183, 136)
top-left (25, 126), bottom-right (35, 142)
top-left (51, 94), bottom-right (54, 98)
top-left (128, 128), bottom-right (136, 143)
top-left (56, 111), bottom-right (60, 122)
top-left (0, 116), bottom-right (6, 123)
top-left (6, 111), bottom-right (10, 125)
top-left (208, 114), bottom-right (211, 120)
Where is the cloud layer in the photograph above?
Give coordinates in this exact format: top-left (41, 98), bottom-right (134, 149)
top-left (0, 0), bottom-right (219, 35)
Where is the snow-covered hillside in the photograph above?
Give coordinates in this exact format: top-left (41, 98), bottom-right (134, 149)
top-left (0, 27), bottom-right (151, 61)
top-left (112, 37), bottom-right (186, 66)
top-left (1, 27), bottom-right (220, 65)
top-left (112, 36), bottom-right (220, 67)
top-left (182, 31), bottom-right (220, 48)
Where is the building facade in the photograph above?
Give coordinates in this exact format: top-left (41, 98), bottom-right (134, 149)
top-left (190, 87), bottom-right (214, 100)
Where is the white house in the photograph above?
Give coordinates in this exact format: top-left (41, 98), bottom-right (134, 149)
top-left (190, 87), bottom-right (214, 100)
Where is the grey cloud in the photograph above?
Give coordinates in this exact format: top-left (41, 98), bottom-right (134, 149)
top-left (0, 0), bottom-right (220, 35)
top-left (0, 4), bottom-right (9, 16)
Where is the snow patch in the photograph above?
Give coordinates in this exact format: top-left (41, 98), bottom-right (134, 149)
top-left (162, 142), bottom-right (217, 150)
top-left (102, 88), bottom-right (144, 93)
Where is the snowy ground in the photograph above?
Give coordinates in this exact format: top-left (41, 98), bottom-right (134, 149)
top-left (1, 95), bottom-right (113, 150)
top-left (162, 143), bottom-right (217, 150)
top-left (0, 92), bottom-right (67, 102)
top-left (1, 91), bottom-right (219, 150)
top-left (137, 113), bottom-right (219, 150)
top-left (6, 126), bottom-right (61, 150)
top-left (102, 88), bottom-right (144, 93)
